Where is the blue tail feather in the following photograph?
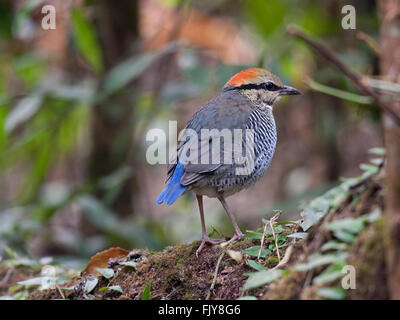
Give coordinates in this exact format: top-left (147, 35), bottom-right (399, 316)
top-left (156, 162), bottom-right (187, 206)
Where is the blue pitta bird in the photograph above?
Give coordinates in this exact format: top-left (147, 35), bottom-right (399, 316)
top-left (156, 68), bottom-right (301, 255)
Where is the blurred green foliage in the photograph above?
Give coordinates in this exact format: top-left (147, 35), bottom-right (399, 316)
top-left (71, 8), bottom-right (104, 74)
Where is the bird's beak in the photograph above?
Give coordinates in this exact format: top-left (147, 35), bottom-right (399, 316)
top-left (279, 85), bottom-right (302, 96)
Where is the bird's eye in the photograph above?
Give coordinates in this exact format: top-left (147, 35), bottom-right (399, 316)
top-left (263, 82), bottom-right (279, 91)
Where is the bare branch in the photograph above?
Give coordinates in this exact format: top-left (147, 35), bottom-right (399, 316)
top-left (286, 25), bottom-right (400, 125)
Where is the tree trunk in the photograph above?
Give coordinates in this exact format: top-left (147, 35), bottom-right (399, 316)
top-left (378, 0), bottom-right (400, 299)
top-left (88, 0), bottom-right (139, 216)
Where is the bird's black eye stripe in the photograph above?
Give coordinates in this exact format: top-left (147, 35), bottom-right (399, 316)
top-left (226, 81), bottom-right (281, 92)
top-left (262, 81), bottom-right (280, 91)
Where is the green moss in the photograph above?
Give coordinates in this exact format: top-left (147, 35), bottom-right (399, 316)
top-left (347, 218), bottom-right (388, 299)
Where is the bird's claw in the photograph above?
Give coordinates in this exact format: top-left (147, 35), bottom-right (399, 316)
top-left (196, 232), bottom-right (243, 257)
top-left (224, 232), bottom-right (243, 245)
top-left (196, 236), bottom-right (226, 257)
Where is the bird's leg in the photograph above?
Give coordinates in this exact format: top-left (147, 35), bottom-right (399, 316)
top-left (196, 195), bottom-right (225, 256)
top-left (217, 194), bottom-right (243, 241)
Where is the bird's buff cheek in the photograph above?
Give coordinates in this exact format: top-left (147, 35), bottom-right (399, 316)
top-left (263, 95), bottom-right (280, 106)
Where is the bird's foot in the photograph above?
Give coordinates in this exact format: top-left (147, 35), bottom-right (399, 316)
top-left (196, 231), bottom-right (244, 256)
top-left (196, 236), bottom-right (226, 257)
top-left (224, 231), bottom-right (243, 245)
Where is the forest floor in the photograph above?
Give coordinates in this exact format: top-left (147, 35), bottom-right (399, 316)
top-left (0, 155), bottom-right (388, 300)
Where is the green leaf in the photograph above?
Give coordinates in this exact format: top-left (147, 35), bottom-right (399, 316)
top-left (17, 277), bottom-right (44, 287)
top-left (313, 264), bottom-right (344, 285)
top-left (243, 269), bottom-right (284, 291)
top-left (300, 208), bottom-right (325, 231)
top-left (242, 246), bottom-right (271, 258)
top-left (119, 261), bottom-right (137, 269)
top-left (8, 285), bottom-right (23, 295)
top-left (97, 268), bottom-right (114, 280)
top-left (287, 232), bottom-right (308, 239)
top-left (317, 287), bottom-right (346, 300)
top-left (108, 285), bottom-right (123, 293)
top-left (360, 163), bottom-right (379, 174)
top-left (271, 225), bottom-right (285, 234)
top-left (13, 290), bottom-right (29, 300)
top-left (84, 277), bottom-right (98, 293)
top-left (268, 235), bottom-right (287, 250)
top-left (12, 54), bottom-right (47, 88)
top-left (141, 283), bottom-right (151, 300)
top-left (320, 241), bottom-right (347, 252)
top-left (245, 0), bottom-right (285, 36)
top-left (71, 8), bottom-right (103, 73)
top-left (14, 0), bottom-right (46, 34)
top-left (365, 208), bottom-right (382, 223)
top-left (5, 94), bottom-right (43, 132)
top-left (247, 260), bottom-right (266, 271)
top-left (61, 286), bottom-right (76, 291)
top-left (370, 158), bottom-right (384, 166)
top-left (260, 221), bottom-right (285, 235)
top-left (50, 82), bottom-right (95, 102)
top-left (332, 230), bottom-right (356, 244)
top-left (368, 147), bottom-right (385, 156)
top-left (102, 43), bottom-right (177, 97)
top-left (295, 253), bottom-right (347, 271)
top-left (275, 221), bottom-right (298, 226)
top-left (300, 180), bottom-right (353, 231)
top-left (5, 247), bottom-right (18, 259)
top-left (327, 218), bottom-right (366, 235)
top-left (99, 285), bottom-right (122, 294)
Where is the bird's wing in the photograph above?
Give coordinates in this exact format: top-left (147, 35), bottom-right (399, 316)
top-left (166, 140), bottom-right (185, 183)
top-left (166, 91), bottom-right (255, 186)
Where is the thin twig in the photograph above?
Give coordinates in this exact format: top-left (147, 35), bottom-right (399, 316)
top-left (206, 250), bottom-right (226, 300)
top-left (257, 221), bottom-right (269, 260)
top-left (270, 219), bottom-right (281, 262)
top-left (286, 25), bottom-right (400, 125)
top-left (306, 77), bottom-right (373, 104)
top-left (0, 267), bottom-right (14, 288)
top-left (363, 77), bottom-right (400, 95)
top-left (270, 210), bottom-right (282, 263)
top-left (56, 285), bottom-right (66, 300)
top-left (272, 245), bottom-right (293, 270)
top-left (356, 31), bottom-right (381, 55)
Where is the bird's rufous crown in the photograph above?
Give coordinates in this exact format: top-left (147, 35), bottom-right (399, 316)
top-left (224, 68), bottom-right (283, 88)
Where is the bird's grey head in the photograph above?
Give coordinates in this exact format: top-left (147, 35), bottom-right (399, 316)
top-left (223, 67), bottom-right (301, 106)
